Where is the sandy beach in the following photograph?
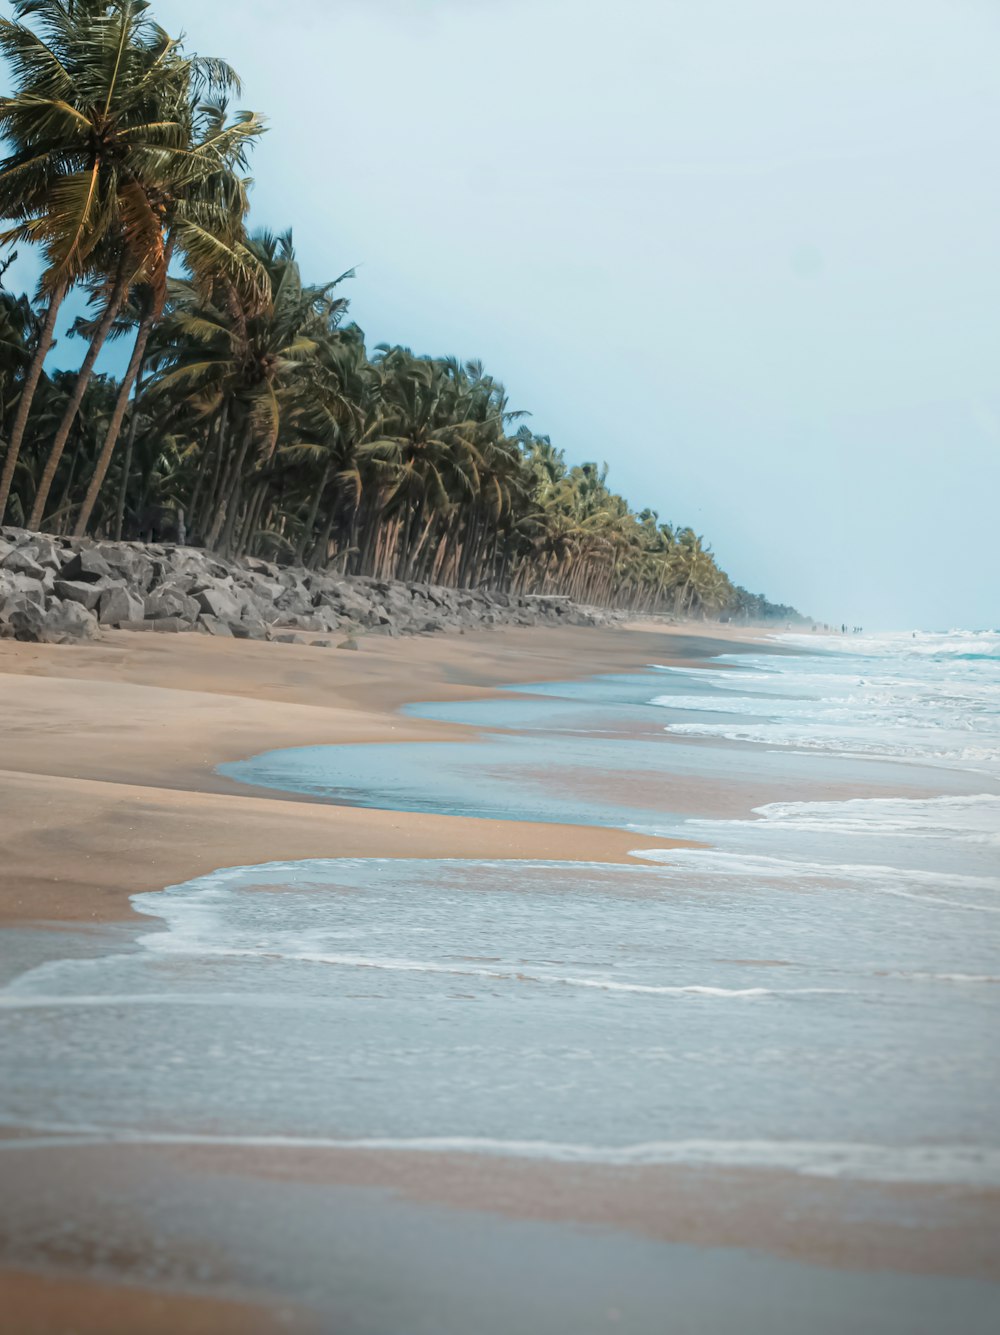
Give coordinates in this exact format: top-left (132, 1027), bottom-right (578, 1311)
top-left (2, 622), bottom-right (997, 1334)
top-left (0, 622), bottom-right (723, 1332)
top-left (0, 623), bottom-right (725, 926)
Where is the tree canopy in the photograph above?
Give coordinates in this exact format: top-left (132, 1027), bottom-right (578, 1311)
top-left (0, 0), bottom-right (804, 625)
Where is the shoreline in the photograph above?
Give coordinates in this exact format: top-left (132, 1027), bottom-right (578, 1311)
top-left (0, 621), bottom-right (758, 926)
top-left (4, 621), bottom-right (996, 1330)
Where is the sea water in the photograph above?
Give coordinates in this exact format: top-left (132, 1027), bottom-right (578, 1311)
top-left (1, 630), bottom-right (998, 1188)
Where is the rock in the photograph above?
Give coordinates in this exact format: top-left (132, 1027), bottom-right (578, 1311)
top-left (1, 548), bottom-right (46, 580)
top-left (1, 571), bottom-right (46, 605)
top-left (144, 587), bottom-right (200, 622)
top-left (0, 529), bottom-right (622, 647)
top-left (242, 555), bottom-right (279, 577)
top-left (95, 543), bottom-right (155, 591)
top-left (59, 548), bottom-right (114, 583)
top-left (312, 639), bottom-right (333, 648)
top-left (23, 599), bottom-right (100, 644)
top-left (195, 585), bottom-right (243, 622)
top-left (49, 599), bottom-right (100, 642)
top-left (274, 613), bottom-right (326, 632)
top-left (54, 578), bottom-right (106, 610)
top-left (4, 597), bottom-right (46, 641)
top-left (198, 614), bottom-right (234, 637)
top-left (152, 617), bottom-right (195, 633)
top-left (98, 584), bottom-right (146, 626)
top-left (29, 535), bottom-right (66, 570)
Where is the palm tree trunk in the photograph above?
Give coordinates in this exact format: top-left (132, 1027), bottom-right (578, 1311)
top-left (295, 462), bottom-right (330, 564)
top-left (197, 401), bottom-right (230, 540)
top-left (73, 231), bottom-right (176, 539)
top-left (0, 282), bottom-right (67, 524)
top-left (30, 260), bottom-right (130, 530)
top-left (309, 505), bottom-right (337, 569)
top-left (112, 353), bottom-right (149, 541)
top-left (210, 420), bottom-right (253, 552)
top-left (182, 422), bottom-right (215, 545)
top-left (236, 480), bottom-right (267, 556)
top-left (72, 310), bottom-right (154, 537)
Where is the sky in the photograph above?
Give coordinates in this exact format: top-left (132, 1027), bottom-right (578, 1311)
top-left (9, 0), bottom-right (1000, 628)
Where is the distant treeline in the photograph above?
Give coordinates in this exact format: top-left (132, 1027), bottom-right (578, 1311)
top-left (0, 0), bottom-right (804, 623)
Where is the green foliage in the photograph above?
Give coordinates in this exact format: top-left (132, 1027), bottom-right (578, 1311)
top-left (0, 0), bottom-right (804, 623)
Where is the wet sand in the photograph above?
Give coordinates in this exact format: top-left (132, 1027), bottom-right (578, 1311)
top-left (0, 623), bottom-right (729, 926)
top-left (2, 1143), bottom-right (998, 1335)
top-left (2, 620), bottom-right (998, 1330)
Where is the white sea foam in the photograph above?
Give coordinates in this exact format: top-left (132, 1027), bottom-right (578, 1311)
top-left (650, 630), bottom-right (1000, 775)
top-left (776, 629), bottom-right (1000, 659)
top-left (2, 1121), bottom-right (997, 1186)
top-left (700, 794), bottom-right (1000, 845)
top-left (135, 945), bottom-right (834, 1000)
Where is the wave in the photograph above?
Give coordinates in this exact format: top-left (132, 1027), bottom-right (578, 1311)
top-left (629, 846), bottom-right (1000, 911)
top-left (2, 1121), bottom-right (997, 1186)
top-left (702, 794), bottom-right (1000, 845)
top-left (774, 630), bottom-right (1000, 660)
top-left (882, 972), bottom-right (1000, 985)
top-left (145, 946), bottom-right (835, 999)
top-left (658, 718), bottom-right (1000, 770)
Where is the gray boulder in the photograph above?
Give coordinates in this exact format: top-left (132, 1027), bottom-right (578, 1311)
top-left (152, 616), bottom-right (196, 633)
top-left (59, 548), bottom-right (114, 583)
top-left (144, 586), bottom-right (200, 622)
top-left (275, 612), bottom-right (326, 633)
top-left (54, 578), bottom-right (106, 610)
top-left (98, 584), bottom-right (146, 626)
top-left (8, 598), bottom-right (99, 644)
top-left (48, 600), bottom-right (99, 642)
top-left (95, 543), bottom-right (155, 591)
top-left (1, 547), bottom-right (46, 580)
top-left (1, 570), bottom-right (46, 606)
top-left (198, 614), bottom-right (234, 637)
top-left (195, 585), bottom-right (243, 622)
top-left (231, 622), bottom-right (268, 640)
top-left (3, 597), bottom-right (46, 641)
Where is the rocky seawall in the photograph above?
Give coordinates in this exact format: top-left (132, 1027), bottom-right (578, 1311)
top-left (0, 527), bottom-right (623, 646)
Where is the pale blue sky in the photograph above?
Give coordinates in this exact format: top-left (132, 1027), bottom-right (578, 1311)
top-left (11, 0), bottom-right (999, 627)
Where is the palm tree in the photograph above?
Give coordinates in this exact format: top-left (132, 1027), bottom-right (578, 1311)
top-left (0, 0), bottom-right (194, 521)
top-left (71, 91), bottom-right (264, 536)
top-left (144, 231), bottom-right (349, 554)
top-left (0, 2), bottom-right (802, 624)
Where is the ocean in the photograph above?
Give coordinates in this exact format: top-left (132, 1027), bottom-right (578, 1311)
top-left (2, 629), bottom-right (998, 1195)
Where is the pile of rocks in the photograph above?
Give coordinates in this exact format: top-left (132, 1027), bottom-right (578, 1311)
top-left (0, 526), bottom-right (622, 646)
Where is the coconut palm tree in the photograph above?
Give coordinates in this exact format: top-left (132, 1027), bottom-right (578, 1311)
top-left (144, 231), bottom-right (349, 554)
top-left (70, 92), bottom-right (264, 536)
top-left (0, 0), bottom-right (194, 520)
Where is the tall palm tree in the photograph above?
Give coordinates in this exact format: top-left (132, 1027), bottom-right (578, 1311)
top-left (0, 0), bottom-right (194, 520)
top-left (144, 231), bottom-right (348, 554)
top-left (71, 92), bottom-right (264, 536)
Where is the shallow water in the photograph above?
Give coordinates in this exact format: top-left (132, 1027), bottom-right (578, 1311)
top-left (2, 630), bottom-right (998, 1193)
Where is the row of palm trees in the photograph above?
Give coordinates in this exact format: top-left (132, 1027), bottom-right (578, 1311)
top-left (0, 0), bottom-right (802, 623)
